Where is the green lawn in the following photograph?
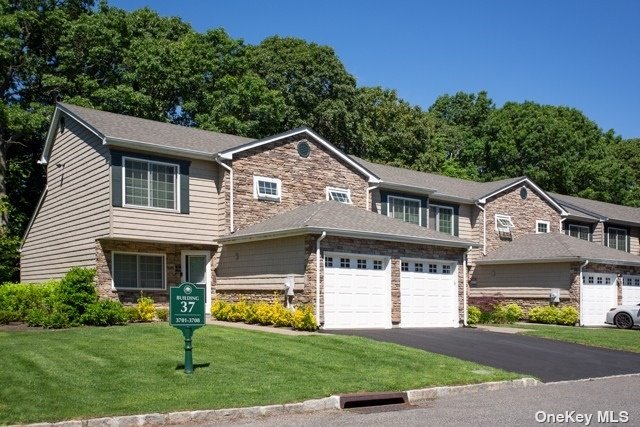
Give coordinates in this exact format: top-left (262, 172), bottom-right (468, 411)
top-left (510, 323), bottom-right (640, 353)
top-left (0, 324), bottom-right (520, 424)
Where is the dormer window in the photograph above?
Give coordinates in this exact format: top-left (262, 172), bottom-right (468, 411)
top-left (495, 214), bottom-right (514, 232)
top-left (123, 157), bottom-right (178, 211)
top-left (326, 187), bottom-right (352, 204)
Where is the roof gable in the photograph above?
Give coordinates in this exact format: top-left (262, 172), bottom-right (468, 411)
top-left (218, 128), bottom-right (380, 183)
top-left (478, 177), bottom-right (568, 215)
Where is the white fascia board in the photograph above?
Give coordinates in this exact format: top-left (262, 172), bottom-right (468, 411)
top-left (217, 127), bottom-right (381, 183)
top-left (105, 137), bottom-right (214, 161)
top-left (477, 177), bottom-right (568, 215)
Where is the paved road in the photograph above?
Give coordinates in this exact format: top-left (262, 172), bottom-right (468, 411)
top-left (221, 375), bottom-right (640, 427)
top-left (326, 328), bottom-right (640, 382)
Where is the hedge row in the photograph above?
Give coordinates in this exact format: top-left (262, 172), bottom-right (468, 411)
top-left (211, 298), bottom-right (318, 331)
top-left (467, 303), bottom-right (579, 326)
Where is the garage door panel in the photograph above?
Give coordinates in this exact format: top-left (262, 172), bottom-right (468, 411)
top-left (622, 275), bottom-right (640, 305)
top-left (324, 253), bottom-right (391, 329)
top-left (401, 260), bottom-right (458, 328)
top-left (581, 273), bottom-right (617, 326)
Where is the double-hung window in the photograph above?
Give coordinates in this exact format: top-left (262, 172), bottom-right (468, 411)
top-left (568, 224), bottom-right (590, 241)
top-left (124, 158), bottom-right (178, 210)
top-left (429, 205), bottom-right (454, 235)
top-left (326, 187), bottom-right (352, 204)
top-left (388, 196), bottom-right (421, 225)
top-left (253, 176), bottom-right (281, 201)
top-left (112, 252), bottom-right (165, 289)
top-left (607, 227), bottom-right (628, 251)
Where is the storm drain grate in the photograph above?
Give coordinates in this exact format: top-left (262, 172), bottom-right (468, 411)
top-left (339, 392), bottom-right (408, 409)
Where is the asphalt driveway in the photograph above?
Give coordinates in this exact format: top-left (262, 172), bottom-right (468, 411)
top-left (326, 328), bottom-right (640, 382)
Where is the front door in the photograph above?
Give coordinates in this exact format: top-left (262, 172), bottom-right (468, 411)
top-left (181, 251), bottom-right (211, 314)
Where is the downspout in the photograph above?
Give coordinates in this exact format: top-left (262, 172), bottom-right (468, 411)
top-left (579, 259), bottom-right (589, 326)
top-left (462, 246), bottom-right (472, 326)
top-left (215, 158), bottom-right (234, 233)
top-left (559, 217), bottom-right (567, 234)
top-left (366, 185), bottom-right (378, 211)
top-left (475, 202), bottom-right (486, 255)
top-left (316, 232), bottom-right (327, 323)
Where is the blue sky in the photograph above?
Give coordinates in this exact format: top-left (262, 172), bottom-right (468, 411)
top-left (109, 0), bottom-right (640, 139)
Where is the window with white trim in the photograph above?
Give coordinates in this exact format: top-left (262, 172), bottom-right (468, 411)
top-left (112, 252), bottom-right (165, 289)
top-left (606, 227), bottom-right (628, 251)
top-left (326, 187), bottom-right (352, 204)
top-left (388, 196), bottom-right (421, 225)
top-left (253, 176), bottom-right (281, 201)
top-left (568, 224), bottom-right (590, 241)
top-left (340, 258), bottom-right (351, 268)
top-left (124, 158), bottom-right (178, 210)
top-left (495, 214), bottom-right (514, 232)
top-left (536, 220), bottom-right (550, 234)
top-left (429, 205), bottom-right (454, 235)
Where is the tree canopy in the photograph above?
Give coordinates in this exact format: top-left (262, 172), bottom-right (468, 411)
top-left (1, 0), bottom-right (638, 282)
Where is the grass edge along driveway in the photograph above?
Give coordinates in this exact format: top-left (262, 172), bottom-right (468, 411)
top-left (0, 323), bottom-right (521, 424)
top-left (507, 323), bottom-right (640, 353)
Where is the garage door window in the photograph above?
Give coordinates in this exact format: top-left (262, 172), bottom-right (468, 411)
top-left (428, 264), bottom-right (437, 273)
top-left (340, 258), bottom-right (351, 268)
top-left (373, 260), bottom-right (383, 270)
top-left (442, 265), bottom-right (452, 274)
top-left (357, 259), bottom-right (367, 269)
top-left (401, 262), bottom-right (409, 272)
top-left (414, 263), bottom-right (423, 272)
top-left (325, 257), bottom-right (333, 267)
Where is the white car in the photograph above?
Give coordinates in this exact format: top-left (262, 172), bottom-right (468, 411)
top-left (605, 304), bottom-right (640, 329)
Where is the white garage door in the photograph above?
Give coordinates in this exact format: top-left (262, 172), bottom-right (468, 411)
top-left (622, 275), bottom-right (640, 305)
top-left (581, 272), bottom-right (617, 326)
top-left (400, 259), bottom-right (459, 328)
top-left (323, 252), bottom-right (391, 329)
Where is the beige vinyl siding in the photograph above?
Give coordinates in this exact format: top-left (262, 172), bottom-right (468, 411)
top-left (20, 115), bottom-right (111, 282)
top-left (111, 159), bottom-right (223, 244)
top-left (630, 226), bottom-right (639, 256)
top-left (457, 203), bottom-right (474, 240)
top-left (592, 222), bottom-right (604, 245)
top-left (474, 262), bottom-right (571, 289)
top-left (216, 236), bottom-right (306, 289)
top-left (469, 287), bottom-right (571, 299)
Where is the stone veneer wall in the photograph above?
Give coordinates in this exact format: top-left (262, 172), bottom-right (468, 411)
top-left (224, 135), bottom-right (369, 231)
top-left (96, 239), bottom-right (216, 305)
top-left (304, 235), bottom-right (466, 325)
top-left (483, 183), bottom-right (562, 254)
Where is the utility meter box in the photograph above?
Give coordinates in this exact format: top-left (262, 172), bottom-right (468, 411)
top-left (284, 275), bottom-right (295, 296)
top-left (549, 289), bottom-right (561, 304)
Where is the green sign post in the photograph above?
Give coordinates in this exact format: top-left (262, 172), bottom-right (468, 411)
top-left (170, 282), bottom-right (205, 374)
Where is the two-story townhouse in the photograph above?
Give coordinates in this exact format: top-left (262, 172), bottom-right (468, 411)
top-left (349, 157), bottom-right (640, 326)
top-left (21, 103), bottom-right (477, 329)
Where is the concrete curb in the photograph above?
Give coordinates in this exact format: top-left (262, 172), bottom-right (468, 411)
top-left (13, 378), bottom-right (540, 426)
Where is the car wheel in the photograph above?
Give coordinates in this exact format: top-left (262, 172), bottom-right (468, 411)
top-left (614, 312), bottom-right (634, 329)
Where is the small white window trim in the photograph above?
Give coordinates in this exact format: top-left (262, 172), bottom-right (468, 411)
top-left (111, 251), bottom-right (166, 290)
top-left (253, 176), bottom-right (282, 201)
top-left (388, 195), bottom-right (422, 226)
top-left (607, 226), bottom-right (628, 251)
top-left (122, 156), bottom-right (180, 212)
top-left (429, 204), bottom-right (455, 235)
top-left (535, 220), bottom-right (550, 234)
top-left (326, 186), bottom-right (352, 204)
top-left (495, 214), bottom-right (514, 232)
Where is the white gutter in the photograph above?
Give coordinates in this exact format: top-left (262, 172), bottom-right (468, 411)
top-left (462, 246), bottom-right (472, 326)
top-left (559, 216), bottom-right (566, 233)
top-left (366, 185), bottom-right (378, 211)
top-left (475, 202), bottom-right (486, 255)
top-left (316, 232), bottom-right (327, 323)
top-left (579, 259), bottom-right (589, 326)
top-left (215, 158), bottom-right (234, 233)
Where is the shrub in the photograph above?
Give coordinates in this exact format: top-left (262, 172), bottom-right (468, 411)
top-left (557, 306), bottom-right (579, 326)
top-left (467, 306), bottom-right (481, 325)
top-left (56, 267), bottom-right (98, 322)
top-left (25, 307), bottom-right (49, 327)
top-left (491, 303), bottom-right (523, 324)
top-left (244, 303), bottom-right (259, 324)
top-left (292, 305), bottom-right (318, 331)
top-left (155, 308), bottom-right (169, 322)
top-left (228, 300), bottom-right (249, 322)
top-left (211, 299), bottom-right (226, 319)
top-left (528, 306), bottom-right (558, 324)
top-left (0, 281), bottom-right (59, 322)
top-left (0, 309), bottom-right (15, 324)
top-left (124, 306), bottom-right (141, 322)
top-left (80, 300), bottom-right (128, 326)
top-left (136, 295), bottom-right (155, 322)
top-left (271, 299), bottom-right (292, 327)
top-left (254, 301), bottom-right (273, 325)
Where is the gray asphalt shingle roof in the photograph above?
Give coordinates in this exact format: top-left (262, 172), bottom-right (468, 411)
top-left (220, 201), bottom-right (477, 248)
top-left (351, 156), bottom-right (524, 201)
top-left (477, 233), bottom-right (640, 265)
top-left (550, 192), bottom-right (640, 224)
top-left (59, 102), bottom-right (254, 155)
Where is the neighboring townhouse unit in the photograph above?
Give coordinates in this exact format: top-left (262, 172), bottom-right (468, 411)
top-left (21, 103), bottom-right (640, 328)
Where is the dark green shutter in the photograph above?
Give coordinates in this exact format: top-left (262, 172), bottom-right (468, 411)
top-left (453, 205), bottom-right (459, 237)
top-left (179, 163), bottom-right (190, 214)
top-left (381, 192), bottom-right (388, 216)
top-left (421, 198), bottom-right (428, 228)
top-left (111, 151), bottom-right (123, 207)
top-left (627, 232), bottom-right (631, 253)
